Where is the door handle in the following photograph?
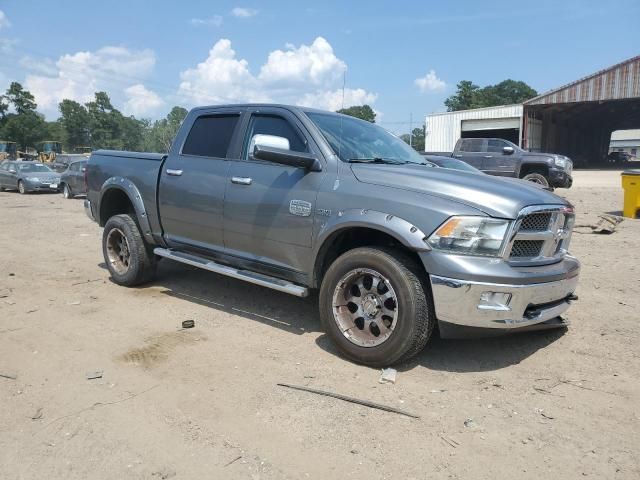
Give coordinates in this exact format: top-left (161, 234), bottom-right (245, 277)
top-left (453, 154), bottom-right (463, 158)
top-left (483, 155), bottom-right (492, 158)
top-left (231, 176), bottom-right (252, 185)
top-left (166, 169), bottom-right (183, 176)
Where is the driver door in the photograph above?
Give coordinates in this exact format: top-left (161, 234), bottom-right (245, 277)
top-left (223, 107), bottom-right (326, 275)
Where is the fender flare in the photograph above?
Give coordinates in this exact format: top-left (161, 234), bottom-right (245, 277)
top-left (312, 209), bottom-right (431, 286)
top-left (98, 177), bottom-right (153, 241)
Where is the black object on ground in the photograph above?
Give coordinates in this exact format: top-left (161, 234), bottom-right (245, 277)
top-left (277, 382), bottom-right (420, 419)
top-left (181, 320), bottom-right (195, 329)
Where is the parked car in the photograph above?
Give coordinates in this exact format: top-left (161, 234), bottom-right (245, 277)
top-left (60, 159), bottom-right (88, 199)
top-left (451, 138), bottom-right (573, 189)
top-left (606, 151), bottom-right (631, 164)
top-left (0, 161), bottom-right (61, 194)
top-left (85, 104), bottom-right (580, 366)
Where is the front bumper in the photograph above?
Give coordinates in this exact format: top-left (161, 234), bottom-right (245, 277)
top-left (84, 199), bottom-right (96, 222)
top-left (549, 168), bottom-right (572, 188)
top-left (24, 180), bottom-right (60, 192)
top-left (430, 272), bottom-right (579, 330)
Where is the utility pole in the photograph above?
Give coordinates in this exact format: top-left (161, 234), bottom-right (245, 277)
top-left (409, 113), bottom-right (413, 148)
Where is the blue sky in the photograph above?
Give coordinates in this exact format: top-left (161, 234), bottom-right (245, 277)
top-left (1, 0), bottom-right (638, 133)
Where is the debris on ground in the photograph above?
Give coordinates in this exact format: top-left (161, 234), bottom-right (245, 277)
top-left (86, 371), bottom-right (103, 380)
top-left (575, 214), bottom-right (624, 235)
top-left (181, 320), bottom-right (195, 329)
top-left (0, 373), bottom-right (17, 380)
top-left (68, 301), bottom-right (81, 306)
top-left (223, 456), bottom-right (242, 467)
top-left (277, 383), bottom-right (419, 418)
top-left (31, 408), bottom-right (43, 420)
top-left (379, 368), bottom-right (397, 384)
top-left (464, 418), bottom-right (477, 428)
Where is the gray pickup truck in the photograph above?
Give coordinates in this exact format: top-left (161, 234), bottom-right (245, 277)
top-left (452, 138), bottom-right (573, 189)
top-left (85, 104), bottom-right (580, 366)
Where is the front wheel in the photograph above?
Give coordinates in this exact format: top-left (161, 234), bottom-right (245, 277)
top-left (522, 173), bottom-right (550, 189)
top-left (319, 247), bottom-right (435, 367)
top-left (62, 184), bottom-right (74, 199)
top-left (102, 214), bottom-right (157, 286)
top-left (17, 180), bottom-right (27, 194)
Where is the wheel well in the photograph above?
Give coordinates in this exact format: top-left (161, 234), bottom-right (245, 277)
top-left (99, 188), bottom-right (135, 226)
top-left (519, 164), bottom-right (549, 178)
top-left (314, 227), bottom-right (422, 287)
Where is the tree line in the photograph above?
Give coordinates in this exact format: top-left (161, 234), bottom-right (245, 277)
top-left (0, 82), bottom-right (187, 154)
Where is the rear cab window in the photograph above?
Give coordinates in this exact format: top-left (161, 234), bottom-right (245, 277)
top-left (182, 114), bottom-right (241, 158)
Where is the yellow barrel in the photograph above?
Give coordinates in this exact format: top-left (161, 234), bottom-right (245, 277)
top-left (621, 170), bottom-right (640, 218)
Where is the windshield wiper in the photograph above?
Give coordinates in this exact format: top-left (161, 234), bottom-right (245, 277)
top-left (347, 157), bottom-right (407, 165)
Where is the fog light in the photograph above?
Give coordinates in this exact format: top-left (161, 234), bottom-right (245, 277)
top-left (478, 292), bottom-right (512, 311)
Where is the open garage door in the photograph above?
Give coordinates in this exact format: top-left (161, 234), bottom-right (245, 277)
top-left (461, 117), bottom-right (520, 144)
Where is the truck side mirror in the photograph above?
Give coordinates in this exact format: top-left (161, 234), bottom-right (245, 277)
top-left (8, 168), bottom-right (16, 174)
top-left (250, 134), bottom-right (290, 154)
top-left (503, 146), bottom-right (514, 155)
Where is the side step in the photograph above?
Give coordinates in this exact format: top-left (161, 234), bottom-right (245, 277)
top-left (153, 248), bottom-right (309, 298)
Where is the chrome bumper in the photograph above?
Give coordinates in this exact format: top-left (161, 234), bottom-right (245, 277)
top-left (430, 273), bottom-right (579, 329)
top-left (84, 199), bottom-right (95, 222)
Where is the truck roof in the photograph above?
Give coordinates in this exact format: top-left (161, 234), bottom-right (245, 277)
top-left (189, 103), bottom-right (351, 118)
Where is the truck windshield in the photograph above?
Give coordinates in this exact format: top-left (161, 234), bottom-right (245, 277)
top-left (306, 112), bottom-right (428, 164)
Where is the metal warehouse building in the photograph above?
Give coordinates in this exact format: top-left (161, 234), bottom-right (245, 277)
top-left (425, 55), bottom-right (640, 165)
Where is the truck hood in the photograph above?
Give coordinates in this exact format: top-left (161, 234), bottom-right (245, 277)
top-left (350, 164), bottom-right (568, 219)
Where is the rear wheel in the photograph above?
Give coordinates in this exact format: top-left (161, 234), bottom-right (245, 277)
top-left (102, 214), bottom-right (157, 286)
top-left (319, 247), bottom-right (435, 367)
top-left (62, 183), bottom-right (74, 199)
top-left (17, 180), bottom-right (26, 194)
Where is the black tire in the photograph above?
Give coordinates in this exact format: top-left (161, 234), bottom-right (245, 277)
top-left (17, 180), bottom-right (27, 194)
top-left (62, 183), bottom-right (74, 199)
top-left (319, 247), bottom-right (435, 367)
top-left (102, 214), bottom-right (157, 286)
top-left (522, 173), bottom-right (550, 189)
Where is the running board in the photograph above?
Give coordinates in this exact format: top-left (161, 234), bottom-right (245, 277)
top-left (153, 248), bottom-right (309, 298)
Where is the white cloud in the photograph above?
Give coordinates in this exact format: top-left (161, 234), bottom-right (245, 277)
top-left (24, 46), bottom-right (157, 117)
top-left (414, 69), bottom-right (446, 93)
top-left (231, 7), bottom-right (258, 18)
top-left (177, 37), bottom-right (376, 111)
top-left (0, 10), bottom-right (10, 30)
top-left (177, 39), bottom-right (268, 105)
top-left (123, 84), bottom-right (165, 117)
top-left (259, 37), bottom-right (346, 88)
top-left (19, 56), bottom-right (57, 76)
top-left (297, 88), bottom-right (377, 111)
top-left (190, 15), bottom-right (223, 27)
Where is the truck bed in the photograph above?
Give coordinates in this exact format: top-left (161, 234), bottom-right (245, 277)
top-left (85, 150), bottom-right (166, 237)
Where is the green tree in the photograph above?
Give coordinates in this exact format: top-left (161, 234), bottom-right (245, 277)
top-left (444, 79), bottom-right (538, 111)
top-left (336, 104), bottom-right (376, 123)
top-left (400, 125), bottom-right (425, 151)
top-left (2, 112), bottom-right (47, 151)
top-left (59, 99), bottom-right (91, 148)
top-left (141, 106), bottom-right (188, 152)
top-left (86, 92), bottom-right (122, 149)
top-left (5, 82), bottom-right (37, 114)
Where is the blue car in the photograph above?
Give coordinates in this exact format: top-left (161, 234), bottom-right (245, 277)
top-left (0, 161), bottom-right (61, 194)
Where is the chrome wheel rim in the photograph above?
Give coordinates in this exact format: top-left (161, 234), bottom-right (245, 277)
top-left (106, 228), bottom-right (131, 275)
top-left (527, 176), bottom-right (546, 185)
top-left (332, 268), bottom-right (398, 347)
top-left (18, 182), bottom-right (24, 194)
top-left (63, 185), bottom-right (70, 198)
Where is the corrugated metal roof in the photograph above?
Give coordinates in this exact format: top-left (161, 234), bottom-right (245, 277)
top-left (524, 55), bottom-right (640, 105)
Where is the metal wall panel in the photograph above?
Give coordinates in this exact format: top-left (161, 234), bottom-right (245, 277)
top-left (425, 104), bottom-right (523, 152)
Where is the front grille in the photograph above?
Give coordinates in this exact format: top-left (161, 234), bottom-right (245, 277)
top-left (507, 206), bottom-right (574, 264)
top-left (520, 213), bottom-right (552, 231)
top-left (510, 240), bottom-right (544, 258)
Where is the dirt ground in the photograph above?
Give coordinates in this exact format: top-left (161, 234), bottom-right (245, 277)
top-left (1, 170), bottom-right (638, 479)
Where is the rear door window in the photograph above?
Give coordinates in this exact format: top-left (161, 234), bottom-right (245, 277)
top-left (460, 139), bottom-right (484, 152)
top-left (182, 114), bottom-right (240, 158)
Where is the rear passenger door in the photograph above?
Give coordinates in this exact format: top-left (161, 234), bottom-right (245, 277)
top-left (453, 139), bottom-right (486, 169)
top-left (484, 139), bottom-right (517, 176)
top-left (223, 107), bottom-right (325, 276)
top-left (158, 109), bottom-right (243, 252)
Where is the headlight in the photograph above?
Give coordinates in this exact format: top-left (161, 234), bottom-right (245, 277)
top-left (26, 177), bottom-right (40, 182)
top-left (554, 157), bottom-right (567, 168)
top-left (427, 216), bottom-right (510, 257)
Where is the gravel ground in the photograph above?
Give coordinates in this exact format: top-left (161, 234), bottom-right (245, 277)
top-left (0, 169), bottom-right (638, 479)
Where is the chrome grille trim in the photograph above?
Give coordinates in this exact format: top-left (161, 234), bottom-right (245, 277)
top-left (503, 205), bottom-right (575, 266)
